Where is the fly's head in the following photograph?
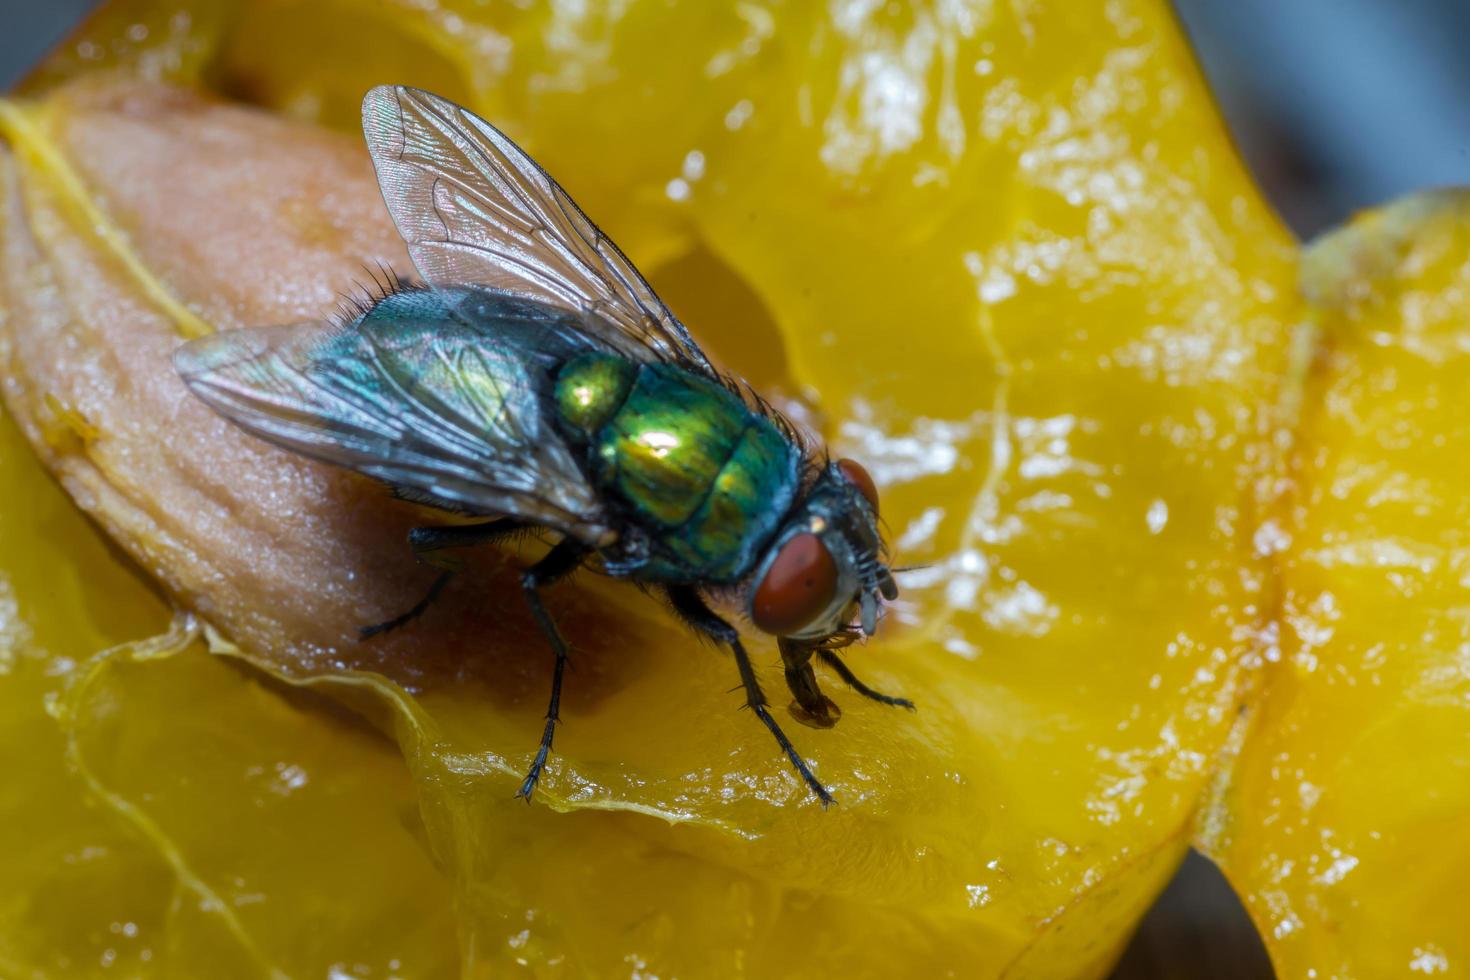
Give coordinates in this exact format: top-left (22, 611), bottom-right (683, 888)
top-left (746, 458), bottom-right (897, 649)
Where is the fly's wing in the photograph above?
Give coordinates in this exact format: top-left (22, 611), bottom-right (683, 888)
top-left (173, 316), bottom-right (611, 543)
top-left (360, 84), bottom-right (716, 374)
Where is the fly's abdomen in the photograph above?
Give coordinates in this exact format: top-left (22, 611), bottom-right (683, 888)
top-left (555, 355), bottom-right (800, 582)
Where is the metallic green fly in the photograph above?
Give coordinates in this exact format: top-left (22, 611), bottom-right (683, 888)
top-left (173, 85), bottom-right (909, 806)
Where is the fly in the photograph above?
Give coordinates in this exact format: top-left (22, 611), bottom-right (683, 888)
top-left (173, 85), bottom-right (911, 806)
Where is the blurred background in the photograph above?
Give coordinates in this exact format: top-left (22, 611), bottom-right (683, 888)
top-left (1174, 0), bottom-right (1470, 237)
top-left (3, 2), bottom-right (1468, 978)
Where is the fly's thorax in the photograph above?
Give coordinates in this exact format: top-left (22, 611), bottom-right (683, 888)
top-left (553, 358), bottom-right (801, 583)
top-left (555, 352), bottom-right (636, 432)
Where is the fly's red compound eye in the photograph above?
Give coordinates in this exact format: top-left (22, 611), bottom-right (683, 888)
top-left (837, 458), bottom-right (879, 514)
top-left (751, 533), bottom-right (838, 636)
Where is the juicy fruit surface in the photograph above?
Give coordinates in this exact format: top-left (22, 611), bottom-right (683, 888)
top-left (1198, 191), bottom-right (1470, 978)
top-left (1, 3), bottom-right (1296, 977)
top-left (0, 1), bottom-right (1463, 978)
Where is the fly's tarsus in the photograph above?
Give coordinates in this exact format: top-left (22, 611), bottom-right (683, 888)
top-left (817, 649), bottom-right (916, 711)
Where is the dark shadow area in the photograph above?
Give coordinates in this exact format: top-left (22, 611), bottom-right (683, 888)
top-left (647, 242), bottom-right (793, 394)
top-left (1113, 849), bottom-right (1275, 979)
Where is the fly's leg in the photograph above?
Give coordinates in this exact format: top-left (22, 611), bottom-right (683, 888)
top-left (777, 639), bottom-right (842, 729)
top-left (515, 537), bottom-right (588, 802)
top-left (359, 570), bottom-right (454, 639)
top-left (360, 518), bottom-right (527, 639)
top-left (667, 587), bottom-right (835, 807)
top-left (816, 649), bottom-right (916, 710)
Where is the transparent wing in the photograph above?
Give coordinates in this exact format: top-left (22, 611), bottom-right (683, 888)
top-left (361, 84), bottom-right (714, 373)
top-left (173, 316), bottom-right (611, 543)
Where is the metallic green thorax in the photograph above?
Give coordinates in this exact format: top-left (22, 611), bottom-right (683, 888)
top-left (555, 354), bottom-right (800, 582)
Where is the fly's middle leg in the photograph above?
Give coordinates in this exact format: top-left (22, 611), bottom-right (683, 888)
top-left (360, 518), bottom-right (527, 639)
top-left (515, 537), bottom-right (588, 802)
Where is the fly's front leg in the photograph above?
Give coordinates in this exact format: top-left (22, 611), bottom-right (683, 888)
top-left (815, 649), bottom-right (916, 711)
top-left (667, 587), bottom-right (835, 807)
top-left (515, 537), bottom-right (588, 802)
top-left (360, 518), bottom-right (527, 638)
top-left (777, 639), bottom-right (842, 729)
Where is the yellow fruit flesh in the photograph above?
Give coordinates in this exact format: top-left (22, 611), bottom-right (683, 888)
top-left (9, 1), bottom-right (1458, 977)
top-left (0, 409), bottom-right (459, 978)
top-left (1199, 192), bottom-right (1470, 977)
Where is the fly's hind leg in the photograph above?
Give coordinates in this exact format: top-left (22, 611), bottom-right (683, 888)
top-left (515, 537), bottom-right (589, 802)
top-left (360, 518), bottom-right (527, 639)
top-left (359, 570), bottom-right (454, 639)
top-left (815, 649), bottom-right (916, 710)
top-left (667, 587), bottom-right (835, 807)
